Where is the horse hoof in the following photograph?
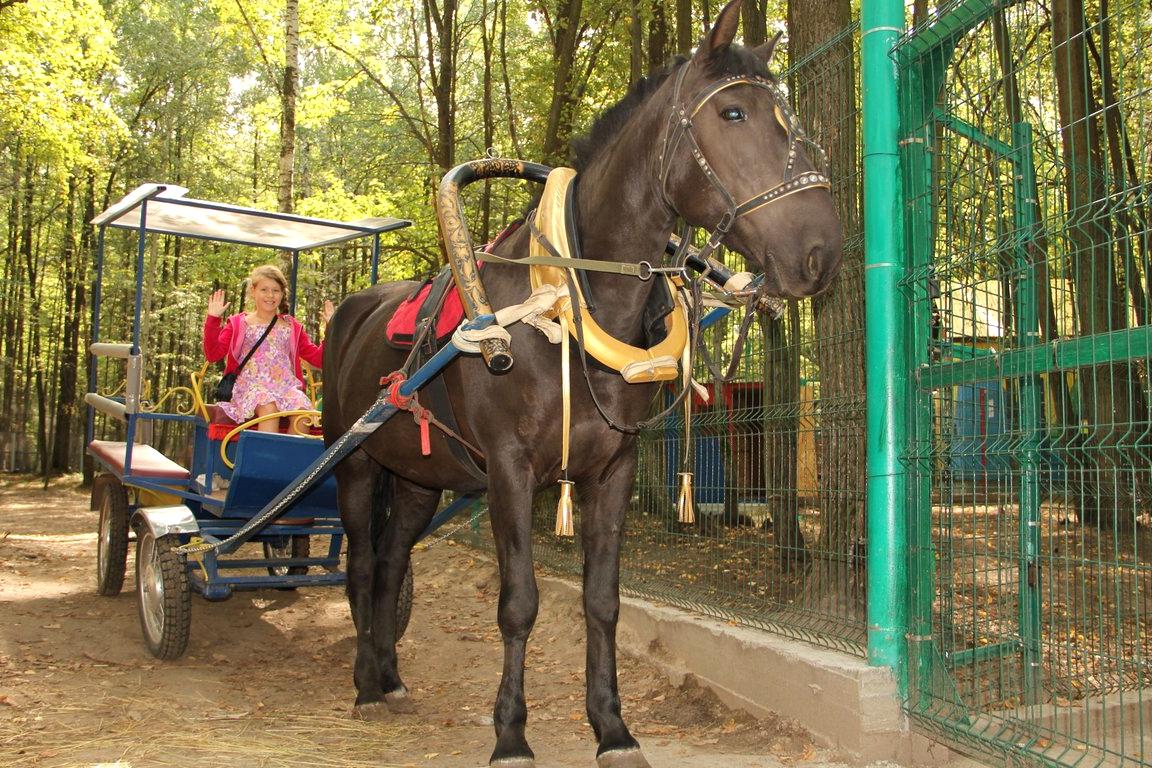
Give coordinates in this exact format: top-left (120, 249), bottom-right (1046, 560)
top-left (351, 701), bottom-right (390, 721)
top-left (596, 748), bottom-right (651, 768)
top-left (384, 688), bottom-right (417, 714)
top-left (490, 759), bottom-right (535, 767)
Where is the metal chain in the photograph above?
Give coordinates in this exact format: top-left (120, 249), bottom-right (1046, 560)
top-left (415, 503), bottom-right (490, 550)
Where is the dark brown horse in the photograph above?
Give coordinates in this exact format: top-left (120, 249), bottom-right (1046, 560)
top-left (322, 2), bottom-right (842, 765)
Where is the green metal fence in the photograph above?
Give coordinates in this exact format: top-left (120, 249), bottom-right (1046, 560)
top-left (897, 0), bottom-right (1150, 764)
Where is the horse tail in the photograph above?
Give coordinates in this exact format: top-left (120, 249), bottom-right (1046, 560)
top-left (369, 465), bottom-right (395, 554)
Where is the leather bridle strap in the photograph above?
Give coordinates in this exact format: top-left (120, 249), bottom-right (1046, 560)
top-left (658, 66), bottom-right (832, 263)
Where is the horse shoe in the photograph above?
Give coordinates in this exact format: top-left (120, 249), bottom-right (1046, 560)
top-left (351, 701), bottom-right (390, 721)
top-left (384, 687), bottom-right (417, 713)
top-left (596, 747), bottom-right (652, 768)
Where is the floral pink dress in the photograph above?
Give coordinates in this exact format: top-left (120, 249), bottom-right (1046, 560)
top-left (219, 322), bottom-right (313, 423)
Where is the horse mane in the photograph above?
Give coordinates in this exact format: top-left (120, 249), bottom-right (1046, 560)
top-left (570, 44), bottom-right (776, 171)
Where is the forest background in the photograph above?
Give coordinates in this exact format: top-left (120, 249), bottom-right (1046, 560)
top-left (0, 0), bottom-right (853, 479)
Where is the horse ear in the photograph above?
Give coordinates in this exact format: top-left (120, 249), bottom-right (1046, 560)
top-left (693, 0), bottom-right (744, 65)
top-left (752, 31), bottom-right (784, 66)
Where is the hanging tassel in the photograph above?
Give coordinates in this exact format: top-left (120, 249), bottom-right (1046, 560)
top-left (676, 472), bottom-right (695, 524)
top-left (555, 479), bottom-right (576, 536)
top-left (676, 343), bottom-right (695, 525)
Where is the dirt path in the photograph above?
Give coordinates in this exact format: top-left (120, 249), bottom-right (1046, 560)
top-left (0, 476), bottom-right (872, 768)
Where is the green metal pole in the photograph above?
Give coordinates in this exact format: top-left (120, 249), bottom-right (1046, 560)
top-left (1011, 121), bottom-right (1043, 705)
top-left (862, 0), bottom-right (908, 688)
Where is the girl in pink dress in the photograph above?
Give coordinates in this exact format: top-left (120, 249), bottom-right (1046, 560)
top-left (202, 265), bottom-right (333, 433)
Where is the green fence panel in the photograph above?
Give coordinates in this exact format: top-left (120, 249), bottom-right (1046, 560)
top-left (897, 0), bottom-right (1150, 764)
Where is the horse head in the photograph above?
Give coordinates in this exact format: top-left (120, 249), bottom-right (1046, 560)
top-left (658, 0), bottom-right (843, 299)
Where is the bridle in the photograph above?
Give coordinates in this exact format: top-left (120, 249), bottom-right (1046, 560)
top-left (658, 62), bottom-right (832, 264)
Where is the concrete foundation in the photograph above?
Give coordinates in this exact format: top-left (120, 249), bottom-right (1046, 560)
top-left (537, 574), bottom-right (979, 767)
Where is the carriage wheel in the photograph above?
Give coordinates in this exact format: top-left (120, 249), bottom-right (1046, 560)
top-left (262, 535), bottom-right (310, 577)
top-left (396, 560), bottom-right (414, 640)
top-left (135, 528), bottom-right (191, 660)
top-left (94, 474), bottom-right (130, 596)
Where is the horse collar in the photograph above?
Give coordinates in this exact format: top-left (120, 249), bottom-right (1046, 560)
top-left (528, 168), bottom-right (689, 384)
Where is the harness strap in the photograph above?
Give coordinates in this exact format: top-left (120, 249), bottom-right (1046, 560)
top-left (379, 371), bottom-right (486, 460)
top-left (482, 220), bottom-right (649, 278)
top-left (451, 282), bottom-right (568, 354)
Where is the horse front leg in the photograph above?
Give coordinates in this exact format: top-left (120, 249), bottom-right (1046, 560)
top-left (580, 454), bottom-right (651, 768)
top-left (487, 466), bottom-right (539, 766)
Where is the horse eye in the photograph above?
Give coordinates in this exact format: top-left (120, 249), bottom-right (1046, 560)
top-left (720, 106), bottom-right (747, 122)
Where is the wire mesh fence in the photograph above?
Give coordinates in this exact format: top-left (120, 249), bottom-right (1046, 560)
top-left (899, 0), bottom-right (1150, 764)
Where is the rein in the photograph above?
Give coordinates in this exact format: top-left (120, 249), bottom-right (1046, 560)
top-left (658, 65), bottom-right (832, 265)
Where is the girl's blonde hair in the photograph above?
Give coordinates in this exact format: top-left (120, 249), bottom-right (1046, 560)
top-left (246, 264), bottom-right (291, 314)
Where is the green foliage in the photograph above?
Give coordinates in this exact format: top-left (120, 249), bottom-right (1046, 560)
top-left (3, 0), bottom-right (847, 473)
top-left (0, 0), bottom-right (127, 168)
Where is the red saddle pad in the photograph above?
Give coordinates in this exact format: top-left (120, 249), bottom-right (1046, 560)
top-left (385, 278), bottom-right (466, 347)
top-left (385, 222), bottom-right (520, 348)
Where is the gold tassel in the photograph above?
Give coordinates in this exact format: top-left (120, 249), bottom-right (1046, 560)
top-left (555, 479), bottom-right (576, 536)
top-left (676, 472), bottom-right (695, 524)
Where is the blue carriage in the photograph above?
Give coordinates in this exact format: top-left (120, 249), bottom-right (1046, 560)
top-left (85, 183), bottom-right (412, 659)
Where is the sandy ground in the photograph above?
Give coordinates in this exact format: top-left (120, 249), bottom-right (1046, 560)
top-left (0, 476), bottom-right (895, 768)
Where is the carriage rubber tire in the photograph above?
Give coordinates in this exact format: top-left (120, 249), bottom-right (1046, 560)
top-left (263, 535), bottom-right (310, 580)
top-left (396, 560), bottom-right (414, 640)
top-left (94, 474), bottom-right (130, 596)
top-left (135, 529), bottom-right (191, 660)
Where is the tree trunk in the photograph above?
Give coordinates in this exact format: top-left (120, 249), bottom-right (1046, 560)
top-left (740, 0), bottom-right (767, 49)
top-left (542, 0), bottom-right (584, 163)
top-left (1088, 4), bottom-right (1151, 330)
top-left (647, 0), bottom-right (668, 73)
top-left (279, 0), bottom-right (299, 213)
top-left (2, 147), bottom-right (22, 471)
top-left (762, 306), bottom-right (807, 570)
top-left (51, 176), bottom-right (81, 472)
top-left (992, 10), bottom-right (1078, 450)
top-left (480, 0), bottom-right (496, 242)
top-left (788, 0), bottom-right (864, 611)
top-left (18, 159), bottom-right (47, 476)
top-left (1052, 0), bottom-right (1140, 531)
top-left (676, 0), bottom-right (692, 54)
top-left (425, 0), bottom-right (459, 170)
top-left (630, 0), bottom-right (643, 83)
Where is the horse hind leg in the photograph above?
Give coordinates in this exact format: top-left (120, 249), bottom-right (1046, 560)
top-left (370, 476), bottom-right (441, 715)
top-left (337, 453), bottom-right (438, 719)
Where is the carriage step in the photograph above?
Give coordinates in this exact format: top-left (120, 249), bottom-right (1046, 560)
top-left (88, 440), bottom-right (190, 480)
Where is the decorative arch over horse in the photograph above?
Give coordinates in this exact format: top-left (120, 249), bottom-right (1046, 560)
top-left (322, 1), bottom-right (842, 765)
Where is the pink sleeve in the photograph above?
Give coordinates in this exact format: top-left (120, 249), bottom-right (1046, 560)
top-left (297, 327), bottom-right (324, 369)
top-left (203, 315), bottom-right (232, 363)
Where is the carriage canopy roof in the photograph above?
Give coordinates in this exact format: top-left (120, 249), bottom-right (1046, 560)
top-left (91, 183), bottom-right (410, 251)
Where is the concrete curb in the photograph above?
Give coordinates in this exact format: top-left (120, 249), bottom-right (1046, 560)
top-left (537, 574), bottom-right (971, 767)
